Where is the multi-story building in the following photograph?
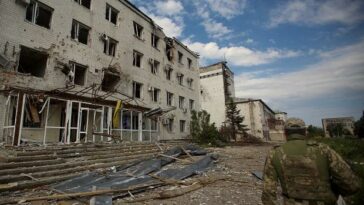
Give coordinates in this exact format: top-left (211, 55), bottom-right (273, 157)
top-left (322, 117), bottom-right (355, 138)
top-left (0, 0), bottom-right (200, 146)
top-left (199, 61), bottom-right (234, 128)
top-left (199, 61), bottom-right (286, 141)
top-left (234, 98), bottom-right (279, 141)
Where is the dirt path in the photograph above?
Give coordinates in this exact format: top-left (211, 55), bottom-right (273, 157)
top-left (117, 144), bottom-right (273, 205)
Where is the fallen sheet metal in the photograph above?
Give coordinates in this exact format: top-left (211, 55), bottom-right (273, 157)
top-left (52, 145), bottom-right (217, 204)
top-left (251, 171), bottom-right (263, 180)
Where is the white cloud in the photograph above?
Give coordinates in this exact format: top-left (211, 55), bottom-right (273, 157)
top-left (192, 1), bottom-right (234, 39)
top-left (154, 0), bottom-right (184, 16)
top-left (202, 20), bottom-right (232, 38)
top-left (269, 0), bottom-right (364, 27)
top-left (246, 38), bottom-right (254, 44)
top-left (206, 0), bottom-right (248, 19)
top-left (184, 41), bottom-right (300, 67)
top-left (234, 40), bottom-right (364, 101)
top-left (138, 4), bottom-right (184, 38)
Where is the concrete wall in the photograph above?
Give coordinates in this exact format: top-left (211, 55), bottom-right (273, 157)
top-left (0, 0), bottom-right (200, 141)
top-left (200, 68), bottom-right (226, 128)
top-left (236, 101), bottom-right (274, 140)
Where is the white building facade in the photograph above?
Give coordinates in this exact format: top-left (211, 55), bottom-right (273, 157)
top-left (0, 0), bottom-right (200, 145)
top-left (199, 62), bottom-right (234, 128)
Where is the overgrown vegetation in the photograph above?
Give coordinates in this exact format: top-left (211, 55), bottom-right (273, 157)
top-left (354, 111), bottom-right (364, 138)
top-left (307, 125), bottom-right (325, 138)
top-left (317, 138), bottom-right (364, 205)
top-left (225, 98), bottom-right (249, 141)
top-left (190, 110), bottom-right (222, 146)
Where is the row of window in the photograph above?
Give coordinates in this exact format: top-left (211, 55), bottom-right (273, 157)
top-left (26, 0), bottom-right (194, 69)
top-left (165, 119), bottom-right (187, 133)
top-left (132, 81), bottom-right (195, 110)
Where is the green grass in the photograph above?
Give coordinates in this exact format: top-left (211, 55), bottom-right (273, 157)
top-left (317, 138), bottom-right (364, 205)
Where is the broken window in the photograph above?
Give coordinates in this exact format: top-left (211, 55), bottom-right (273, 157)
top-left (74, 0), bottom-right (91, 9)
top-left (168, 119), bottom-right (174, 132)
top-left (18, 46), bottom-right (48, 77)
top-left (149, 87), bottom-right (160, 102)
top-left (178, 51), bottom-right (183, 64)
top-left (188, 58), bottom-right (192, 69)
top-left (133, 22), bottom-right (143, 39)
top-left (165, 37), bottom-right (174, 61)
top-left (187, 78), bottom-right (193, 88)
top-left (101, 71), bottom-right (120, 92)
top-left (177, 73), bottom-right (184, 86)
top-left (189, 99), bottom-right (194, 110)
top-left (26, 1), bottom-right (53, 29)
top-left (70, 62), bottom-right (87, 86)
top-left (105, 4), bottom-right (118, 25)
top-left (180, 120), bottom-right (186, 133)
top-left (103, 36), bottom-right (117, 56)
top-left (179, 96), bottom-right (185, 109)
top-left (133, 50), bottom-right (143, 68)
top-left (167, 92), bottom-right (174, 106)
top-left (149, 59), bottom-right (159, 75)
top-left (151, 33), bottom-right (159, 48)
top-left (23, 97), bottom-right (42, 128)
top-left (165, 66), bottom-right (173, 80)
top-left (71, 20), bottom-right (90, 45)
top-left (133, 81), bottom-right (143, 99)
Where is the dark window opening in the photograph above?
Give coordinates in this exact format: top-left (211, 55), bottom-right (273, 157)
top-left (180, 120), bottom-right (186, 132)
top-left (151, 33), bottom-right (159, 48)
top-left (133, 81), bottom-right (143, 99)
top-left (177, 73), bottom-right (184, 85)
top-left (167, 92), bottom-right (174, 106)
top-left (26, 1), bottom-right (53, 29)
top-left (70, 62), bottom-right (87, 86)
top-left (133, 22), bottom-right (143, 39)
top-left (178, 51), bottom-right (183, 64)
top-left (106, 4), bottom-right (118, 24)
top-left (189, 99), bottom-right (194, 110)
top-left (179, 96), bottom-right (185, 109)
top-left (166, 68), bottom-right (173, 80)
top-left (150, 59), bottom-right (159, 74)
top-left (103, 37), bottom-right (117, 56)
top-left (18, 46), bottom-right (48, 77)
top-left (150, 87), bottom-right (160, 102)
top-left (166, 44), bottom-right (173, 61)
top-left (101, 72), bottom-right (120, 92)
top-left (133, 51), bottom-right (143, 67)
top-left (168, 119), bottom-right (174, 132)
top-left (74, 0), bottom-right (91, 9)
top-left (188, 58), bottom-right (192, 69)
top-left (71, 20), bottom-right (90, 45)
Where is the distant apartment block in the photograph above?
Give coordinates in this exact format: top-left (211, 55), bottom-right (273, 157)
top-left (199, 62), bottom-right (286, 141)
top-left (0, 0), bottom-right (200, 146)
top-left (322, 117), bottom-right (355, 138)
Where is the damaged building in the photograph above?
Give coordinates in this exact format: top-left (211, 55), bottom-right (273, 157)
top-left (0, 0), bottom-right (200, 146)
top-left (199, 62), bottom-right (286, 141)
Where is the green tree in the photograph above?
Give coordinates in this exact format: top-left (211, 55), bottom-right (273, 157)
top-left (190, 110), bottom-right (220, 145)
top-left (354, 111), bottom-right (364, 138)
top-left (307, 125), bottom-right (324, 138)
top-left (225, 98), bottom-right (249, 141)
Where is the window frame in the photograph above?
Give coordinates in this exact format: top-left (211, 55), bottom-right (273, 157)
top-left (189, 99), bottom-right (194, 110)
top-left (179, 96), bottom-right (185, 109)
top-left (151, 33), bottom-right (159, 49)
top-left (178, 51), bottom-right (183, 64)
top-left (180, 120), bottom-right (186, 133)
top-left (177, 73), bottom-right (184, 86)
top-left (69, 62), bottom-right (88, 86)
top-left (166, 91), bottom-right (174, 106)
top-left (187, 58), bottom-right (192, 69)
top-left (133, 21), bottom-right (144, 39)
top-left (132, 81), bottom-right (143, 99)
top-left (71, 20), bottom-right (90, 45)
top-left (133, 50), bottom-right (143, 68)
top-left (25, 0), bottom-right (53, 29)
top-left (74, 0), bottom-right (91, 9)
top-left (105, 4), bottom-right (119, 25)
top-left (103, 36), bottom-right (118, 56)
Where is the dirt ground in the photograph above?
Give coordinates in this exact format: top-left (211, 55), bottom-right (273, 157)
top-left (116, 144), bottom-right (273, 205)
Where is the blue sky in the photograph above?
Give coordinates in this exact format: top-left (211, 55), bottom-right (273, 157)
top-left (130, 0), bottom-right (364, 127)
